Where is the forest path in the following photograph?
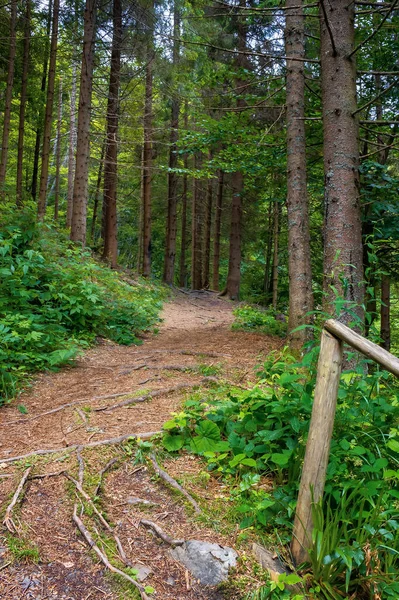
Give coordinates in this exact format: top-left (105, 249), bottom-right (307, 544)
top-left (0, 291), bottom-right (280, 600)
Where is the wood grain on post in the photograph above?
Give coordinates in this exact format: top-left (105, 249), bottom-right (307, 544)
top-left (324, 319), bottom-right (399, 377)
top-left (291, 329), bottom-right (343, 565)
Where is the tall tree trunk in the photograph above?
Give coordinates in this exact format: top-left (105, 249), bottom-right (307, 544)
top-left (380, 274), bottom-right (390, 351)
top-left (31, 0), bottom-right (53, 202)
top-left (37, 0), bottom-right (60, 219)
top-left (179, 104), bottom-right (189, 288)
top-left (223, 0), bottom-right (246, 300)
top-left (16, 0), bottom-right (31, 207)
top-left (191, 156), bottom-right (204, 290)
top-left (102, 0), bottom-right (122, 268)
top-left (67, 61), bottom-right (78, 227)
top-left (263, 202), bottom-right (273, 301)
top-left (320, 0), bottom-right (364, 322)
top-left (163, 1), bottom-right (180, 284)
top-left (212, 169), bottom-right (224, 290)
top-left (54, 79), bottom-right (63, 220)
top-left (70, 0), bottom-right (97, 245)
top-left (142, 57), bottom-right (153, 277)
top-left (91, 139), bottom-right (105, 242)
top-left (272, 200), bottom-right (279, 310)
top-left (0, 0), bottom-right (17, 196)
top-left (285, 0), bottom-right (313, 347)
top-left (203, 166), bottom-right (213, 289)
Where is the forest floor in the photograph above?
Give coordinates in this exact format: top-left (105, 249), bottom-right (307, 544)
top-left (0, 290), bottom-right (281, 600)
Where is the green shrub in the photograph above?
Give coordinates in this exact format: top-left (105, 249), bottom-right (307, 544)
top-left (232, 304), bottom-right (287, 337)
top-left (0, 207), bottom-right (165, 404)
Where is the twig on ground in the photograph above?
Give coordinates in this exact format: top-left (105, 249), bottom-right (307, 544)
top-left (3, 467), bottom-right (32, 532)
top-left (0, 431), bottom-right (160, 466)
top-left (76, 447), bottom-right (85, 486)
top-left (29, 470), bottom-right (66, 480)
top-left (76, 408), bottom-right (89, 427)
top-left (93, 382), bottom-right (197, 413)
top-left (140, 519), bottom-right (184, 547)
top-left (94, 457), bottom-right (119, 497)
top-left (72, 504), bottom-right (150, 600)
top-left (149, 454), bottom-right (201, 514)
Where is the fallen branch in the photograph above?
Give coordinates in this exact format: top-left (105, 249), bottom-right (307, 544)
top-left (93, 382), bottom-right (198, 413)
top-left (94, 457), bottom-right (119, 497)
top-left (76, 447), bottom-right (85, 486)
top-left (3, 467), bottom-right (32, 532)
top-left (149, 454), bottom-right (201, 514)
top-left (140, 519), bottom-right (184, 547)
top-left (72, 504), bottom-right (151, 600)
top-left (0, 431), bottom-right (160, 466)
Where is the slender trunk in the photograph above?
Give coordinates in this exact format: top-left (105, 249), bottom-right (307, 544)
top-left (70, 0), bottom-right (97, 245)
top-left (16, 0), bottom-right (32, 207)
top-left (191, 155), bottom-right (204, 290)
top-left (163, 1), bottom-right (180, 284)
top-left (37, 0), bottom-right (60, 218)
top-left (212, 169), bottom-right (224, 290)
top-left (380, 275), bottom-right (390, 351)
top-left (142, 57), bottom-right (153, 277)
top-left (0, 0), bottom-right (17, 196)
top-left (32, 0), bottom-right (53, 202)
top-left (179, 105), bottom-right (189, 287)
top-left (54, 79), bottom-right (63, 220)
top-left (102, 0), bottom-right (122, 268)
top-left (67, 61), bottom-right (78, 227)
top-left (91, 140), bottom-right (105, 242)
top-left (263, 203), bottom-right (273, 300)
top-left (320, 0), bottom-right (364, 322)
top-left (203, 167), bottom-right (213, 289)
top-left (272, 200), bottom-right (279, 311)
top-left (285, 0), bottom-right (313, 347)
top-left (223, 0), bottom-right (246, 300)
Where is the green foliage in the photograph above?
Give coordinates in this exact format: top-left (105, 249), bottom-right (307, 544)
top-left (232, 305), bottom-right (287, 337)
top-left (162, 347), bottom-right (399, 597)
top-left (6, 534), bottom-right (40, 563)
top-left (0, 208), bottom-right (165, 404)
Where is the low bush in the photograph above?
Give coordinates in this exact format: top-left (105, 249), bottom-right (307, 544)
top-left (232, 304), bottom-right (287, 337)
top-left (0, 207), bottom-right (165, 404)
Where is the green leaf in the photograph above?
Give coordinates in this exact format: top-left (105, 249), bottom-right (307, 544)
top-left (162, 434), bottom-right (184, 452)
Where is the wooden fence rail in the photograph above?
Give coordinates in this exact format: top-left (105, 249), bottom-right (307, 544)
top-left (291, 319), bottom-right (399, 565)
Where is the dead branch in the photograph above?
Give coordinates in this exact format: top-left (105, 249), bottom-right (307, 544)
top-left (149, 454), bottom-right (201, 514)
top-left (140, 519), bottom-right (184, 547)
top-left (94, 457), bottom-right (119, 497)
top-left (29, 470), bottom-right (67, 480)
top-left (76, 408), bottom-right (89, 427)
top-left (0, 431), bottom-right (160, 466)
top-left (72, 504), bottom-right (151, 600)
top-left (3, 467), bottom-right (31, 533)
top-left (93, 382), bottom-right (198, 413)
top-left (76, 447), bottom-right (85, 486)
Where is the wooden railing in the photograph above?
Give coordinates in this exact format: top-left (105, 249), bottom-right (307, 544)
top-left (291, 319), bottom-right (399, 565)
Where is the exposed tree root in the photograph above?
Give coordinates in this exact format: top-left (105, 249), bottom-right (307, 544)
top-left (3, 467), bottom-right (31, 533)
top-left (94, 457), bottom-right (119, 497)
top-left (72, 504), bottom-right (151, 600)
top-left (140, 519), bottom-right (184, 547)
top-left (0, 431), bottom-right (160, 466)
top-left (76, 447), bottom-right (85, 486)
top-left (149, 453), bottom-right (201, 514)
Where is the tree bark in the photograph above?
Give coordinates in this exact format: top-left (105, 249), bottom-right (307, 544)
top-left (191, 156), bottom-right (204, 290)
top-left (54, 79), bottom-right (63, 221)
top-left (37, 0), bottom-right (60, 219)
top-left (70, 0), bottom-right (97, 245)
top-left (272, 200), bottom-right (279, 310)
top-left (66, 61), bottom-right (78, 228)
top-left (0, 0), bottom-right (17, 197)
top-left (212, 169), bottom-right (224, 291)
top-left (163, 1), bottom-right (180, 284)
top-left (285, 0), bottom-right (313, 348)
top-left (31, 0), bottom-right (53, 202)
top-left (16, 0), bottom-right (31, 207)
top-left (263, 203), bottom-right (273, 302)
top-left (142, 57), bottom-right (153, 277)
top-left (179, 154), bottom-right (188, 288)
top-left (320, 0), bottom-right (364, 323)
top-left (380, 274), bottom-right (390, 351)
top-left (102, 0), bottom-right (122, 269)
top-left (91, 139), bottom-right (105, 242)
top-left (203, 166), bottom-right (213, 289)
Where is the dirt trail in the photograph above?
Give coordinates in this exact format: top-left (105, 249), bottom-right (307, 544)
top-left (0, 291), bottom-right (280, 600)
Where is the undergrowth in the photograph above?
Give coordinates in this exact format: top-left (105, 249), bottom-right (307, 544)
top-left (162, 346), bottom-right (399, 598)
top-left (232, 305), bottom-right (287, 337)
top-left (0, 207), bottom-right (166, 404)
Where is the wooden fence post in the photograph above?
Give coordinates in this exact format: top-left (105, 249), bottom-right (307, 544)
top-left (291, 329), bottom-right (343, 565)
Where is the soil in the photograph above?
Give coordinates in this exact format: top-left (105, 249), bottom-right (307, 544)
top-left (0, 291), bottom-right (281, 600)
